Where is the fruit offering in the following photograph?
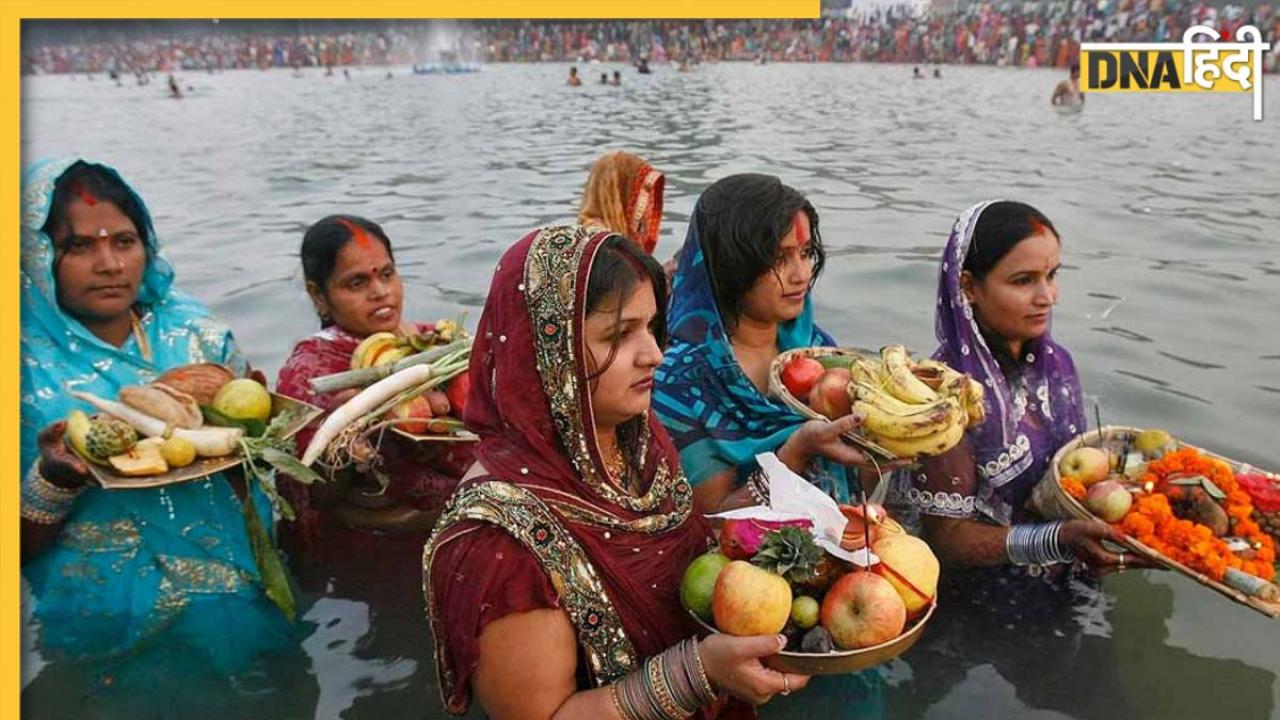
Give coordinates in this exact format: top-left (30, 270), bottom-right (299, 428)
top-left (65, 366), bottom-right (263, 477)
top-left (780, 346), bottom-right (984, 460)
top-left (348, 321), bottom-right (473, 439)
top-left (1056, 432), bottom-right (1277, 590)
top-left (682, 507), bottom-right (939, 662)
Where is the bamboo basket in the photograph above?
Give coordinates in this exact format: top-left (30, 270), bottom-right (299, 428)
top-left (1029, 425), bottom-right (1280, 619)
top-left (766, 347), bottom-right (897, 463)
top-left (688, 601), bottom-right (934, 675)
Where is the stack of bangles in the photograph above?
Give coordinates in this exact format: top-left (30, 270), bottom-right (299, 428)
top-left (1005, 521), bottom-right (1076, 566)
top-left (20, 464), bottom-right (85, 525)
top-left (745, 468), bottom-right (769, 506)
top-left (612, 638), bottom-right (717, 720)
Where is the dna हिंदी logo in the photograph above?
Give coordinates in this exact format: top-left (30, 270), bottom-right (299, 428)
top-left (1081, 25), bottom-right (1272, 121)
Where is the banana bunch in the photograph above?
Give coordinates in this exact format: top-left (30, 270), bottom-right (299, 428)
top-left (349, 322), bottom-right (464, 371)
top-left (846, 345), bottom-right (986, 460)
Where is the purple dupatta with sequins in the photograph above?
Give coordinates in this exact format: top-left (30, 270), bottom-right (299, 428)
top-left (932, 201), bottom-right (1087, 523)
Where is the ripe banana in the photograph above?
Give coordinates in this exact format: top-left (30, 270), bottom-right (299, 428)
top-left (881, 345), bottom-right (940, 404)
top-left (855, 396), bottom-right (962, 440)
top-left (872, 414), bottom-right (966, 458)
top-left (351, 332), bottom-right (400, 370)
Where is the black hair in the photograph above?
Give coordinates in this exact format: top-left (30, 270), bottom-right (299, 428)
top-left (583, 233), bottom-right (668, 383)
top-left (963, 201), bottom-right (1059, 281)
top-left (1070, 62), bottom-right (1080, 73)
top-left (963, 200), bottom-right (1060, 369)
top-left (42, 161), bottom-right (150, 247)
top-left (693, 173), bottom-right (824, 330)
top-left (301, 214), bottom-right (394, 326)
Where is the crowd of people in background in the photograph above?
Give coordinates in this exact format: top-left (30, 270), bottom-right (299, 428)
top-left (22, 1), bottom-right (1280, 76)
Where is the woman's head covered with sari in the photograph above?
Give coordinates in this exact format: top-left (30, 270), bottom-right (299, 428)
top-left (20, 158), bottom-right (245, 473)
top-left (653, 174), bottom-right (848, 499)
top-left (20, 158), bottom-right (287, 668)
top-left (426, 225), bottom-right (711, 713)
top-left (934, 200), bottom-right (1085, 519)
top-left (577, 151), bottom-right (665, 255)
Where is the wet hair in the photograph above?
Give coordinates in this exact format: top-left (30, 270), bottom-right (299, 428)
top-left (300, 214), bottom-right (394, 326)
top-left (693, 173), bottom-right (824, 329)
top-left (583, 233), bottom-right (668, 383)
top-left (963, 201), bottom-right (1059, 282)
top-left (43, 161), bottom-right (150, 247)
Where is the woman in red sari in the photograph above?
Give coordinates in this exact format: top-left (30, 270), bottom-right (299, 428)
top-left (577, 150), bottom-right (665, 255)
top-left (425, 226), bottom-right (808, 720)
top-left (275, 214), bottom-right (471, 569)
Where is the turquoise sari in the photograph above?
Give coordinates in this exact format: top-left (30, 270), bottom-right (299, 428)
top-left (20, 158), bottom-right (294, 671)
top-left (652, 203), bottom-right (850, 502)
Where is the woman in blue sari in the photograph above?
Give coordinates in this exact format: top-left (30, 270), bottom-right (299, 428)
top-left (19, 159), bottom-right (300, 705)
top-left (653, 173), bottom-right (883, 512)
top-left (653, 173), bottom-right (885, 719)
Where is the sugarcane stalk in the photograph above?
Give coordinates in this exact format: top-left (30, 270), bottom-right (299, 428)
top-left (309, 339), bottom-right (470, 394)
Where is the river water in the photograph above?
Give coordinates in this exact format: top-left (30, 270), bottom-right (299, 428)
top-left (21, 61), bottom-right (1280, 719)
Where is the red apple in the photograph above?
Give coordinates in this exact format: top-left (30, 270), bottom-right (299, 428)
top-left (820, 571), bottom-right (906, 650)
top-left (808, 368), bottom-right (853, 419)
top-left (389, 395), bottom-right (434, 434)
top-left (1085, 479), bottom-right (1133, 522)
top-left (781, 357), bottom-right (825, 400)
top-left (1059, 446), bottom-right (1111, 487)
top-left (712, 561), bottom-right (792, 636)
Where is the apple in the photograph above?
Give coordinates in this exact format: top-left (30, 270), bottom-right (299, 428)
top-left (820, 571), bottom-right (906, 650)
top-left (871, 534), bottom-right (939, 619)
top-left (680, 552), bottom-right (731, 622)
top-left (1085, 479), bottom-right (1133, 522)
top-left (1133, 429), bottom-right (1174, 459)
top-left (1059, 446), bottom-right (1111, 487)
top-left (808, 368), bottom-right (853, 419)
top-left (388, 395), bottom-right (434, 434)
top-left (791, 596), bottom-right (820, 629)
top-left (781, 357), bottom-right (825, 401)
top-left (712, 561), bottom-right (792, 636)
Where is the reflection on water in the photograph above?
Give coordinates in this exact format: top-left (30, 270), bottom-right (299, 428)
top-left (21, 62), bottom-right (1280, 719)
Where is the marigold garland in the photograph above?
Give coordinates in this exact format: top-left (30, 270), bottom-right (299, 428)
top-left (1061, 476), bottom-right (1086, 501)
top-left (1116, 448), bottom-right (1276, 582)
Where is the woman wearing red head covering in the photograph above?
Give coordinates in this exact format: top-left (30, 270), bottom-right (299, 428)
top-left (424, 226), bottom-right (808, 719)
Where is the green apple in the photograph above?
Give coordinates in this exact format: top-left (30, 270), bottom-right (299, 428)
top-left (680, 552), bottom-right (731, 622)
top-left (791, 596), bottom-right (820, 629)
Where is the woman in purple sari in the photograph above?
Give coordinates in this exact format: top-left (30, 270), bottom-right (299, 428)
top-left (908, 200), bottom-right (1133, 576)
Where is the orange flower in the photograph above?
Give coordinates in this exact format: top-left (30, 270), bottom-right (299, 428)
top-left (1118, 447), bottom-right (1275, 583)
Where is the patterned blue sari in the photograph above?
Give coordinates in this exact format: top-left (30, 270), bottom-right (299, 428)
top-left (20, 158), bottom-right (294, 672)
top-left (652, 200), bottom-right (849, 503)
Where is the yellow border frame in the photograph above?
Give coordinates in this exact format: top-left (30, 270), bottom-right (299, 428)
top-left (4, 1), bottom-right (817, 713)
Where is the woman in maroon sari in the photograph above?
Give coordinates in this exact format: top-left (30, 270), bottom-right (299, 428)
top-left (425, 226), bottom-right (808, 720)
top-left (275, 214), bottom-right (471, 569)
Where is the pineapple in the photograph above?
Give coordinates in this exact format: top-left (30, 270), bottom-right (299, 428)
top-left (751, 527), bottom-right (824, 584)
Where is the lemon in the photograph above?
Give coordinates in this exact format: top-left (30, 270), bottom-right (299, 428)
top-left (160, 436), bottom-right (197, 468)
top-left (212, 379), bottom-right (272, 423)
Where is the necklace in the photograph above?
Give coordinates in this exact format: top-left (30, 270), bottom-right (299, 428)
top-left (601, 441), bottom-right (630, 490)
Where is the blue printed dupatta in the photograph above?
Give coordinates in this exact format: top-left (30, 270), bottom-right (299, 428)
top-left (652, 202), bottom-right (850, 503)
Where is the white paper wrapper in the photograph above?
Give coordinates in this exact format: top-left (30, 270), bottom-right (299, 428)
top-left (708, 453), bottom-right (877, 567)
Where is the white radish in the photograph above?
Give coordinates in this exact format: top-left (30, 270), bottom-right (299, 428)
top-left (71, 391), bottom-right (244, 457)
top-left (300, 364), bottom-right (435, 466)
